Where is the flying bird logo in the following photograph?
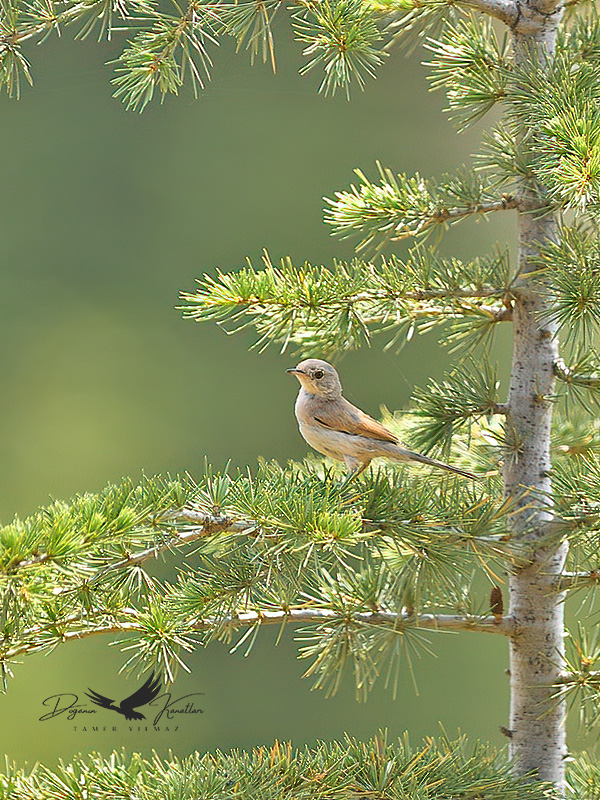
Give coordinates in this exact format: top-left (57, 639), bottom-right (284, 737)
top-left (85, 672), bottom-right (162, 721)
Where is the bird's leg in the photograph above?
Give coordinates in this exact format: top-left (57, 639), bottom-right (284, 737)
top-left (353, 462), bottom-right (370, 477)
top-left (336, 456), bottom-right (361, 488)
top-left (343, 455), bottom-right (370, 478)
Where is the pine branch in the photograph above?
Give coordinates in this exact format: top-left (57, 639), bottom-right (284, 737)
top-left (180, 246), bottom-right (515, 355)
top-left (552, 414), bottom-right (600, 458)
top-left (223, 0), bottom-right (281, 72)
top-left (536, 227), bottom-right (600, 349)
top-left (325, 162), bottom-right (519, 250)
top-left (476, 20), bottom-right (600, 200)
top-left (0, 466), bottom-right (514, 690)
top-left (81, 512), bottom-right (251, 585)
top-left (506, 52), bottom-right (600, 210)
top-left (425, 14), bottom-right (510, 131)
top-left (2, 0), bottom-right (222, 107)
top-left (558, 571), bottom-right (600, 592)
top-left (553, 352), bottom-right (600, 412)
top-left (477, 121), bottom-right (535, 187)
top-left (293, 0), bottom-right (386, 98)
top-left (0, 474), bottom-right (207, 576)
top-left (556, 670), bottom-right (600, 685)
top-left (13, 515), bottom-right (234, 573)
top-left (0, 0), bottom-right (155, 100)
top-left (111, 0), bottom-right (219, 111)
top-left (552, 623), bottom-right (600, 729)
top-left (0, 734), bottom-right (556, 800)
top-left (373, 0), bottom-right (517, 41)
top-left (553, 453), bottom-right (600, 544)
top-left (3, 0), bottom-right (389, 106)
top-left (5, 607), bottom-right (515, 659)
top-left (0, 0), bottom-right (33, 97)
top-left (568, 752), bottom-right (600, 800)
top-left (1, 466), bottom-right (506, 589)
top-left (554, 358), bottom-right (600, 390)
top-left (17, 0), bottom-right (153, 43)
top-left (459, 0), bottom-right (516, 23)
top-left (3, 522), bottom-right (516, 690)
top-left (408, 358), bottom-right (504, 454)
top-left (0, 0), bottom-right (521, 109)
top-left (3, 606), bottom-right (515, 683)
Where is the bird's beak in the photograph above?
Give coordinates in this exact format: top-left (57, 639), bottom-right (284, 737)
top-left (286, 368), bottom-right (304, 375)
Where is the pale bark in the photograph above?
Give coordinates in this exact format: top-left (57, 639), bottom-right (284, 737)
top-left (505, 3), bottom-right (568, 789)
top-left (460, 0), bottom-right (519, 24)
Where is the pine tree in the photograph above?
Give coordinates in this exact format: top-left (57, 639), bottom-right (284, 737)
top-left (3, 0), bottom-right (600, 796)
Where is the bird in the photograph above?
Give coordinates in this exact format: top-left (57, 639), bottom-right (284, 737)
top-left (287, 358), bottom-right (476, 479)
top-left (85, 672), bottom-right (162, 721)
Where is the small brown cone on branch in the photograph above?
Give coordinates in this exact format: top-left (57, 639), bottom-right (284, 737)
top-left (490, 586), bottom-right (504, 623)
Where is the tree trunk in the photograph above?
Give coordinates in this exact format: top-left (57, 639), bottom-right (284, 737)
top-left (505, 4), bottom-right (568, 790)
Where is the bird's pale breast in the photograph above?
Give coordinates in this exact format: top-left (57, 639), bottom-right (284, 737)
top-left (296, 413), bottom-right (391, 465)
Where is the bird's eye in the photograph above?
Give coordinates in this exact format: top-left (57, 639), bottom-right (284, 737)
top-left (313, 370), bottom-right (324, 379)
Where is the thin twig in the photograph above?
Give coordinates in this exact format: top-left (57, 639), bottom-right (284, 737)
top-left (390, 197), bottom-right (520, 241)
top-left (403, 289), bottom-right (512, 302)
top-left (555, 670), bottom-right (600, 685)
top-left (2, 609), bottom-right (516, 660)
top-left (14, 513), bottom-right (252, 580)
top-left (432, 197), bottom-right (519, 224)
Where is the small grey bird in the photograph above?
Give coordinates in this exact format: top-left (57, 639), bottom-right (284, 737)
top-left (287, 358), bottom-right (476, 479)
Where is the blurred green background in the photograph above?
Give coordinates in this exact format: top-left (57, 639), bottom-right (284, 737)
top-left (0, 17), bottom-right (529, 768)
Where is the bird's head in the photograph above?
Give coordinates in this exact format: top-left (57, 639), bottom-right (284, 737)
top-left (286, 359), bottom-right (342, 398)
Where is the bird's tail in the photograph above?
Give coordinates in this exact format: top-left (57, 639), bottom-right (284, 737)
top-left (396, 447), bottom-right (477, 480)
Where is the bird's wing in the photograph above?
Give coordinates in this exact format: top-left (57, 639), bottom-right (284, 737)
top-left (313, 398), bottom-right (399, 444)
top-left (120, 673), bottom-right (162, 711)
top-left (85, 689), bottom-right (115, 710)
